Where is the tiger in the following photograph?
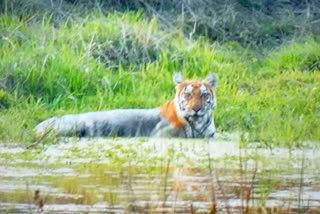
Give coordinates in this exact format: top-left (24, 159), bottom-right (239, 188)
top-left (35, 72), bottom-right (217, 138)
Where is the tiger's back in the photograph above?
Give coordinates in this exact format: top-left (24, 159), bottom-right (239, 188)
top-left (35, 108), bottom-right (162, 137)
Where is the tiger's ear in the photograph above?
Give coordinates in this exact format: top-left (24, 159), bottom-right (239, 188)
top-left (173, 72), bottom-right (184, 86)
top-left (206, 73), bottom-right (217, 87)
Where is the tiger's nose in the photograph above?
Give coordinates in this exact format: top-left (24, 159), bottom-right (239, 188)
top-left (192, 105), bottom-right (202, 113)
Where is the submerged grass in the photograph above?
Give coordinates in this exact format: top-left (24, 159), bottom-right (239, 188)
top-left (0, 10), bottom-right (319, 146)
top-left (1, 139), bottom-right (319, 213)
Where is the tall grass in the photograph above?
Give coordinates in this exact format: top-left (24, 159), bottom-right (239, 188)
top-left (2, 0), bottom-right (320, 46)
top-left (0, 10), bottom-right (319, 145)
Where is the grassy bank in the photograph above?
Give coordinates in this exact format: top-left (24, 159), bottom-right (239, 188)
top-left (0, 10), bottom-right (319, 146)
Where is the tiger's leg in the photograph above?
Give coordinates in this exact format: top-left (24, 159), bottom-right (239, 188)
top-left (151, 120), bottom-right (187, 138)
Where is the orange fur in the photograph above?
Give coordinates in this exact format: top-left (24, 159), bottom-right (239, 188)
top-left (160, 100), bottom-right (184, 128)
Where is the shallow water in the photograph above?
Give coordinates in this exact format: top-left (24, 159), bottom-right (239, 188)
top-left (1, 136), bottom-right (320, 213)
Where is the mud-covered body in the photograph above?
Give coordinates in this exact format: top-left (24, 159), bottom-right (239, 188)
top-left (36, 109), bottom-right (162, 137)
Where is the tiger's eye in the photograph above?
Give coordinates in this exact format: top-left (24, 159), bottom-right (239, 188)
top-left (185, 92), bottom-right (192, 98)
top-left (201, 93), bottom-right (208, 99)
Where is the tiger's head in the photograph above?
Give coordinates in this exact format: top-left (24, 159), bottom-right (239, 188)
top-left (173, 72), bottom-right (217, 121)
top-left (159, 72), bottom-right (217, 138)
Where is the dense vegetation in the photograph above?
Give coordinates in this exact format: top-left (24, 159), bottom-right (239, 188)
top-left (0, 0), bottom-right (319, 146)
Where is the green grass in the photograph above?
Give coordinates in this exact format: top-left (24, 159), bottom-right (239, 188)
top-left (0, 11), bottom-right (319, 146)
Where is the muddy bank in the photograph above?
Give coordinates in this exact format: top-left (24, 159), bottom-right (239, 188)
top-left (1, 137), bottom-right (320, 213)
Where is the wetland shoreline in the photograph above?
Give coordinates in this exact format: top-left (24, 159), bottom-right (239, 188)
top-left (1, 137), bottom-right (319, 213)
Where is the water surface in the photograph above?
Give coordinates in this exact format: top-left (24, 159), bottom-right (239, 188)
top-left (1, 136), bottom-right (320, 213)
